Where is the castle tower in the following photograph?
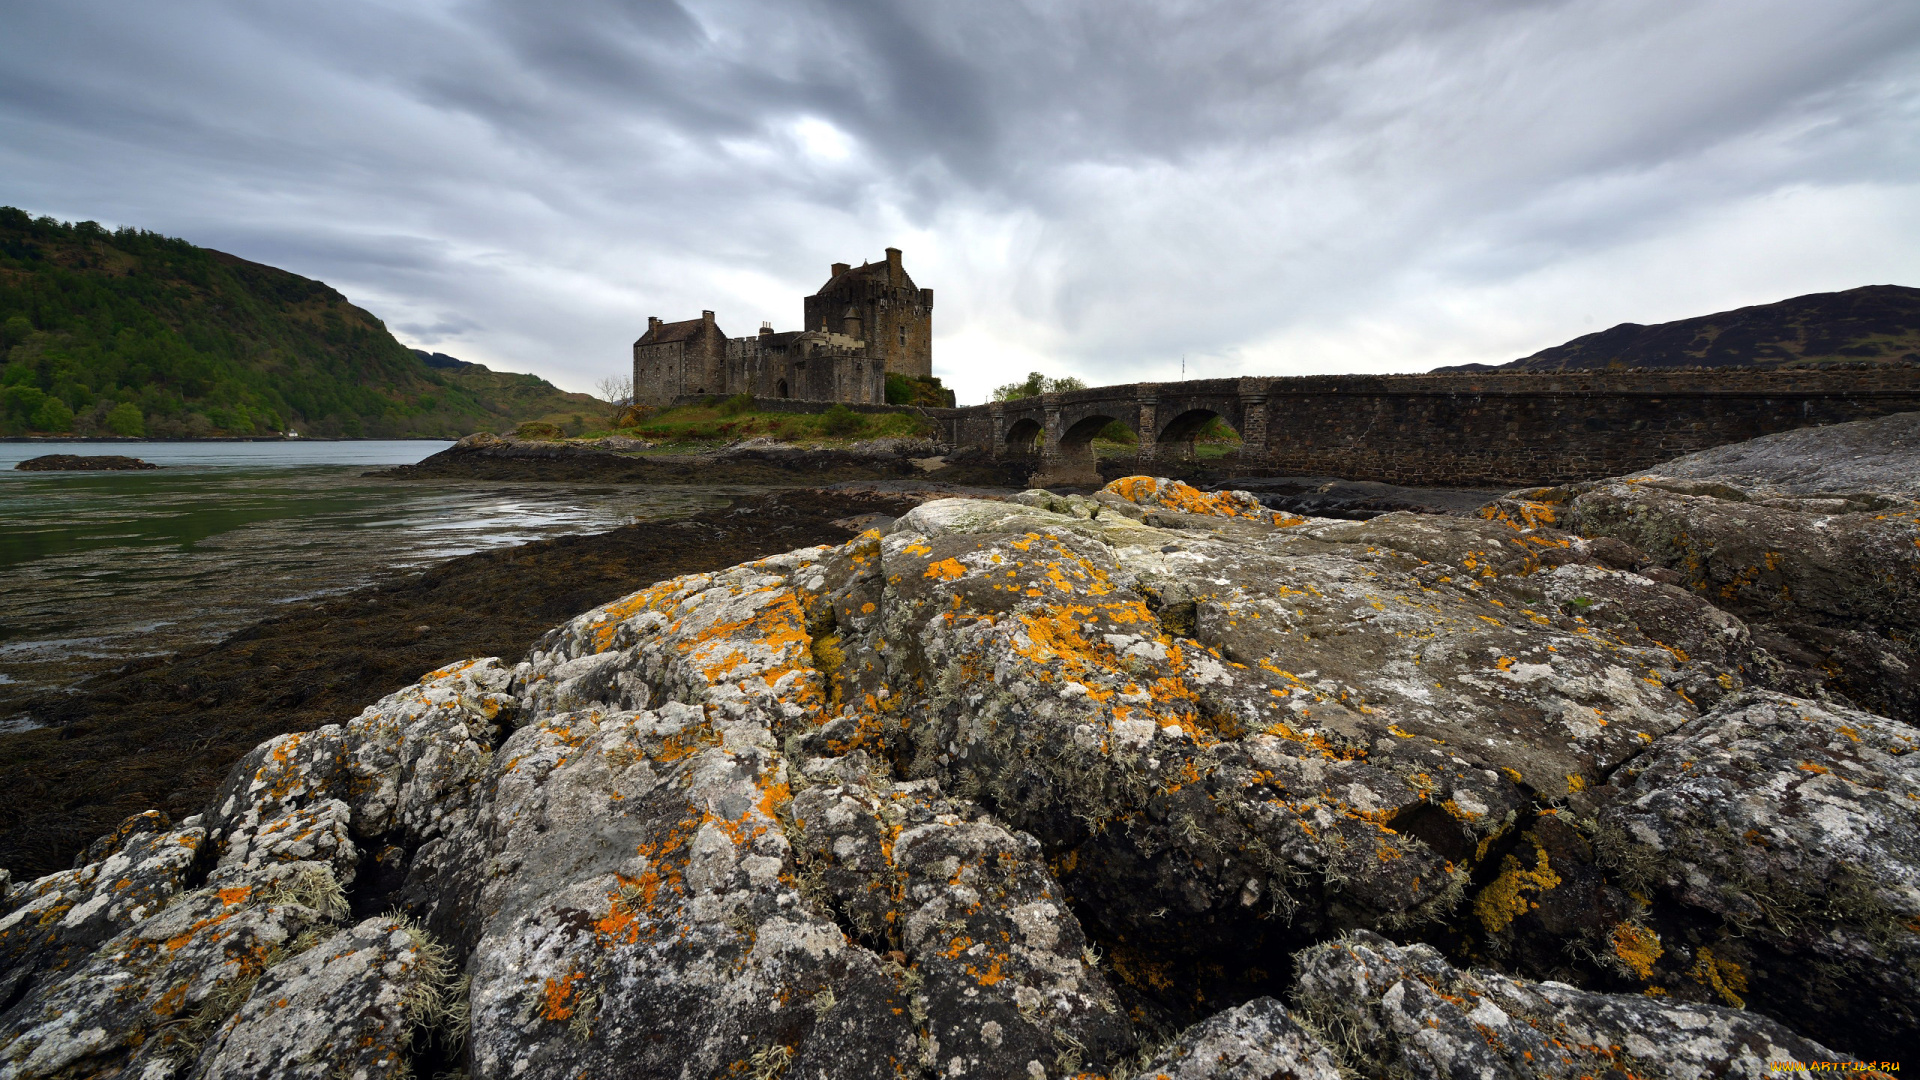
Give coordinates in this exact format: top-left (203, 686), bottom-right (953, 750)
top-left (802, 248), bottom-right (933, 379)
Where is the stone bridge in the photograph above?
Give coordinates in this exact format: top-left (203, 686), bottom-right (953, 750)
top-left (932, 369), bottom-right (1920, 489)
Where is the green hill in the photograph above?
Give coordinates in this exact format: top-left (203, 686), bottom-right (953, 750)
top-left (411, 349), bottom-right (605, 432)
top-left (1436, 284), bottom-right (1920, 373)
top-left (0, 207), bottom-right (604, 438)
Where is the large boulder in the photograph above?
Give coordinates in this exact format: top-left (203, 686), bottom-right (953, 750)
top-left (1535, 414), bottom-right (1920, 724)
top-left (2, 473), bottom-right (1908, 1075)
top-left (1586, 691), bottom-right (1920, 1059)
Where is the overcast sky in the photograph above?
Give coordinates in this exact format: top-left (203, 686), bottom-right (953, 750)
top-left (4, 1), bottom-right (1918, 402)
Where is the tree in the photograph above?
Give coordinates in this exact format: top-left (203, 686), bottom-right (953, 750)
top-left (30, 396), bottom-right (74, 432)
top-left (595, 375), bottom-right (633, 421)
top-left (104, 401), bottom-right (145, 437)
top-left (992, 372), bottom-right (1087, 401)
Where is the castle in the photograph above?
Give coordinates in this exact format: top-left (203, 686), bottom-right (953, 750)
top-left (632, 248), bottom-right (933, 406)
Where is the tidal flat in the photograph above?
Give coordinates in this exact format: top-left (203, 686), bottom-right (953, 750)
top-left (0, 441), bottom-right (757, 714)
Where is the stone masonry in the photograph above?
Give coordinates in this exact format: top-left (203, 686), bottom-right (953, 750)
top-left (933, 367), bottom-right (1920, 488)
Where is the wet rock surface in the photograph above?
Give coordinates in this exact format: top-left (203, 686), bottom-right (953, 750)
top-left (4, 437), bottom-right (1916, 1075)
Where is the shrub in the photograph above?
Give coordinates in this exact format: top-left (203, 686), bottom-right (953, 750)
top-left (819, 404), bottom-right (866, 437)
top-left (514, 420), bottom-right (565, 441)
top-left (105, 402), bottom-right (145, 437)
top-left (887, 373), bottom-right (957, 407)
top-left (719, 393), bottom-right (755, 417)
top-left (884, 373), bottom-right (914, 406)
top-left (611, 404), bottom-right (652, 429)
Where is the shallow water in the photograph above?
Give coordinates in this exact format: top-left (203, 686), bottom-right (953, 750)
top-left (1, 442), bottom-right (758, 716)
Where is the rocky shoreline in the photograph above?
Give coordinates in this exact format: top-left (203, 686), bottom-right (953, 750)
top-left (376, 433), bottom-right (1504, 520)
top-left (377, 432), bottom-right (1035, 488)
top-left (3, 414), bottom-right (1917, 1077)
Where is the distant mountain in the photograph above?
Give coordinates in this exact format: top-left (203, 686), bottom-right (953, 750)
top-left (1434, 285), bottom-right (1920, 373)
top-left (0, 207), bottom-right (604, 438)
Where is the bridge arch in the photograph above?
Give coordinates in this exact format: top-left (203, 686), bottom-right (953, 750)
top-left (1004, 416), bottom-right (1043, 456)
top-left (1153, 407), bottom-right (1241, 461)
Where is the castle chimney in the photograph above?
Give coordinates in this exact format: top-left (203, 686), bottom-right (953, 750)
top-left (759, 322), bottom-right (773, 336)
top-left (702, 310), bottom-right (714, 324)
top-left (648, 316), bottom-right (661, 330)
top-left (885, 247), bottom-right (902, 285)
top-left (831, 262), bottom-right (850, 278)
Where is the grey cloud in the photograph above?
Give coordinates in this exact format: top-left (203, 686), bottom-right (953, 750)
top-left (2, 0), bottom-right (1916, 401)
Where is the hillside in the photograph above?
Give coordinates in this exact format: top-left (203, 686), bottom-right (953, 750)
top-left (411, 349), bottom-right (605, 431)
top-left (0, 207), bottom-right (605, 438)
top-left (1436, 284), bottom-right (1920, 372)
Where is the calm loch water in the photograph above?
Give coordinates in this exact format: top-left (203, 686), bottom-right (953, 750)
top-left (0, 441), bottom-right (758, 719)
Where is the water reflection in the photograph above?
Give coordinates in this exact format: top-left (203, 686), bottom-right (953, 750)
top-left (1, 456), bottom-right (759, 711)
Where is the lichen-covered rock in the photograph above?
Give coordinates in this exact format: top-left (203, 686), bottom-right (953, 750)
top-left (822, 482), bottom-right (1745, 961)
top-left (8, 466), bottom-right (1918, 1075)
top-left (1291, 931), bottom-right (1847, 1080)
top-left (0, 810), bottom-right (206, 1011)
top-left (513, 548), bottom-right (830, 733)
top-left (1562, 478), bottom-right (1920, 638)
top-left (454, 704), bottom-right (925, 1080)
top-left (0, 878), bottom-right (338, 1079)
top-left (207, 799), bottom-right (357, 890)
top-left (1127, 996), bottom-right (1340, 1080)
top-left (1629, 410), bottom-right (1920, 498)
top-left (788, 754), bottom-right (1134, 1076)
top-left (186, 915), bottom-right (451, 1080)
top-left (202, 657), bottom-right (514, 914)
top-left (206, 657), bottom-right (513, 846)
top-left (1099, 477), bottom-right (1308, 528)
top-left (1550, 474), bottom-right (1920, 722)
top-left (1587, 691), bottom-right (1920, 1058)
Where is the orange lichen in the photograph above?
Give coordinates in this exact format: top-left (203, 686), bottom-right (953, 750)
top-left (1473, 836), bottom-right (1560, 934)
top-left (1610, 922), bottom-right (1663, 979)
top-left (1690, 947), bottom-right (1747, 1007)
top-left (1100, 476), bottom-right (1299, 525)
top-left (924, 558), bottom-right (967, 582)
top-left (540, 971), bottom-right (586, 1021)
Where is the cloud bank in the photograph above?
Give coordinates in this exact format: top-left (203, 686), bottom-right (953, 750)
top-left (3, 0), bottom-right (1917, 402)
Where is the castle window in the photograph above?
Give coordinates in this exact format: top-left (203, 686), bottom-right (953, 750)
top-left (898, 326), bottom-right (907, 346)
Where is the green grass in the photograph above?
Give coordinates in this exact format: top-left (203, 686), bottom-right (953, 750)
top-left (596, 401), bottom-right (936, 448)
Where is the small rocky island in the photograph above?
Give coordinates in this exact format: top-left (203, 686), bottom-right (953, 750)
top-left (1, 414), bottom-right (1915, 1078)
top-left (13, 454), bottom-right (159, 471)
